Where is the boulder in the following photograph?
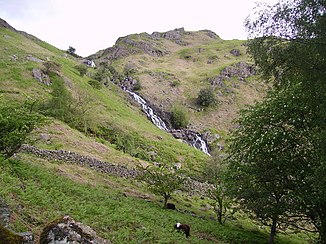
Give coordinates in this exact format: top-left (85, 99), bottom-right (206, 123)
top-left (0, 198), bottom-right (10, 228)
top-left (230, 49), bottom-right (241, 56)
top-left (40, 215), bottom-right (109, 244)
top-left (32, 68), bottom-right (50, 85)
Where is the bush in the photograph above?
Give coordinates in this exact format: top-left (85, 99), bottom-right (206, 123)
top-left (171, 105), bottom-right (189, 129)
top-left (74, 64), bottom-right (87, 76)
top-left (88, 79), bottom-right (102, 89)
top-left (197, 88), bottom-right (216, 107)
top-left (0, 100), bottom-right (45, 158)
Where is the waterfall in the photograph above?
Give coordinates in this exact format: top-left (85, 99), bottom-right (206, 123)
top-left (125, 90), bottom-right (169, 131)
top-left (124, 88), bottom-right (210, 155)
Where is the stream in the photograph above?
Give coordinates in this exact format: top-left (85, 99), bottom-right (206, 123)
top-left (124, 88), bottom-right (210, 155)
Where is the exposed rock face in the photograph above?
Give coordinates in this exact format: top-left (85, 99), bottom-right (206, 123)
top-left (89, 33), bottom-right (168, 61)
top-left (40, 215), bottom-right (109, 244)
top-left (32, 68), bottom-right (50, 85)
top-left (0, 198), bottom-right (34, 244)
top-left (0, 18), bottom-right (42, 42)
top-left (0, 198), bottom-right (10, 228)
top-left (209, 62), bottom-right (256, 87)
top-left (200, 30), bottom-right (219, 39)
top-left (88, 28), bottom-right (194, 61)
top-left (120, 76), bottom-right (139, 91)
top-left (152, 28), bottom-right (188, 45)
top-left (0, 18), bottom-right (17, 32)
top-left (230, 49), bottom-right (241, 56)
top-left (26, 55), bottom-right (43, 63)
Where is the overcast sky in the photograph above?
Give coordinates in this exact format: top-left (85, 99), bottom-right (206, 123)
top-left (0, 0), bottom-right (278, 57)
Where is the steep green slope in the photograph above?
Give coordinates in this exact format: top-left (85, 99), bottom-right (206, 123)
top-left (0, 24), bottom-right (208, 170)
top-left (0, 21), bottom-right (310, 243)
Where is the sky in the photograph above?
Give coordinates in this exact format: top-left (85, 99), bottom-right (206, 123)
top-left (0, 0), bottom-right (279, 57)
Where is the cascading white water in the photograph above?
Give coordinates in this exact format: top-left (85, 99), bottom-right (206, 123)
top-left (125, 90), bottom-right (169, 131)
top-left (125, 88), bottom-right (210, 155)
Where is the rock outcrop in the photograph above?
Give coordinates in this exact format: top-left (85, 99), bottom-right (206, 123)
top-left (40, 215), bottom-right (109, 244)
top-left (209, 62), bottom-right (256, 87)
top-left (32, 68), bottom-right (50, 85)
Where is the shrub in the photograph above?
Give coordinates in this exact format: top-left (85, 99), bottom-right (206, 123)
top-left (43, 61), bottom-right (61, 75)
top-left (197, 88), bottom-right (216, 107)
top-left (74, 64), bottom-right (87, 77)
top-left (88, 79), bottom-right (102, 89)
top-left (0, 100), bottom-right (45, 158)
top-left (171, 105), bottom-right (189, 129)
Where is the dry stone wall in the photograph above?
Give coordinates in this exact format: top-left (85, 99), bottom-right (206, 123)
top-left (19, 145), bottom-right (214, 196)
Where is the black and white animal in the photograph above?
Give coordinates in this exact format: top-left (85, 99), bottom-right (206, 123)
top-left (166, 203), bottom-right (176, 210)
top-left (174, 222), bottom-right (190, 238)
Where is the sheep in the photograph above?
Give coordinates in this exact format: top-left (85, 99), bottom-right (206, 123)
top-left (174, 222), bottom-right (190, 238)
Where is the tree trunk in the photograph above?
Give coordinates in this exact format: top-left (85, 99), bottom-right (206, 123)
top-left (163, 196), bottom-right (168, 209)
top-left (269, 218), bottom-right (277, 244)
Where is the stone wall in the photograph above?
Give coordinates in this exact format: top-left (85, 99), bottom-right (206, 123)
top-left (19, 145), bottom-right (214, 196)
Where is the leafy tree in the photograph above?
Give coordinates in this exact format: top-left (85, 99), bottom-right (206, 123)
top-left (225, 86), bottom-right (318, 243)
top-left (197, 88), bottom-right (216, 107)
top-left (67, 46), bottom-right (76, 55)
top-left (0, 100), bottom-right (45, 158)
top-left (138, 165), bottom-right (184, 208)
top-left (74, 64), bottom-right (87, 77)
top-left (44, 74), bottom-right (74, 122)
top-left (241, 0), bottom-right (326, 242)
top-left (171, 105), bottom-right (189, 129)
top-left (203, 154), bottom-right (233, 224)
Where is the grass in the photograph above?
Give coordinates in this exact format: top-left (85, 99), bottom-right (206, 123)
top-left (0, 25), bottom-right (313, 243)
top-left (0, 157), bottom-right (311, 243)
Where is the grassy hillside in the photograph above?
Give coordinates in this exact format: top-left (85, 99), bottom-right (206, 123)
top-left (0, 22), bottom-right (312, 243)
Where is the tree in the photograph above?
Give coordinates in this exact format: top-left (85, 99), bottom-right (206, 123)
top-left (171, 105), bottom-right (189, 129)
top-left (203, 154), bottom-right (233, 224)
top-left (242, 0), bottom-right (326, 242)
top-left (225, 86), bottom-right (318, 243)
top-left (197, 88), bottom-right (216, 107)
top-left (138, 165), bottom-right (184, 208)
top-left (67, 46), bottom-right (76, 55)
top-left (0, 100), bottom-right (45, 158)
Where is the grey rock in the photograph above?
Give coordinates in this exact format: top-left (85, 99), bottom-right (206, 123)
top-left (0, 198), bottom-right (10, 228)
top-left (26, 55), bottom-right (43, 63)
top-left (40, 215), bottom-right (109, 244)
top-left (32, 68), bottom-right (50, 85)
top-left (230, 49), bottom-right (241, 56)
top-left (19, 232), bottom-right (34, 244)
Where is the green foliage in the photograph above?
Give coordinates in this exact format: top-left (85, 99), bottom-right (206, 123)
top-left (203, 154), bottom-right (233, 224)
top-left (43, 61), bottom-right (61, 75)
top-left (67, 46), bottom-right (76, 55)
top-left (74, 64), bottom-right (87, 77)
top-left (123, 63), bottom-right (137, 77)
top-left (0, 158), bottom-right (293, 243)
top-left (170, 105), bottom-right (189, 129)
top-left (88, 79), bottom-right (102, 89)
top-left (0, 99), bottom-right (45, 158)
top-left (43, 74), bottom-right (74, 122)
top-left (42, 74), bottom-right (92, 132)
top-left (138, 165), bottom-right (185, 208)
top-left (244, 0), bottom-right (326, 242)
top-left (197, 88), bottom-right (216, 107)
top-left (133, 81), bottom-right (141, 91)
